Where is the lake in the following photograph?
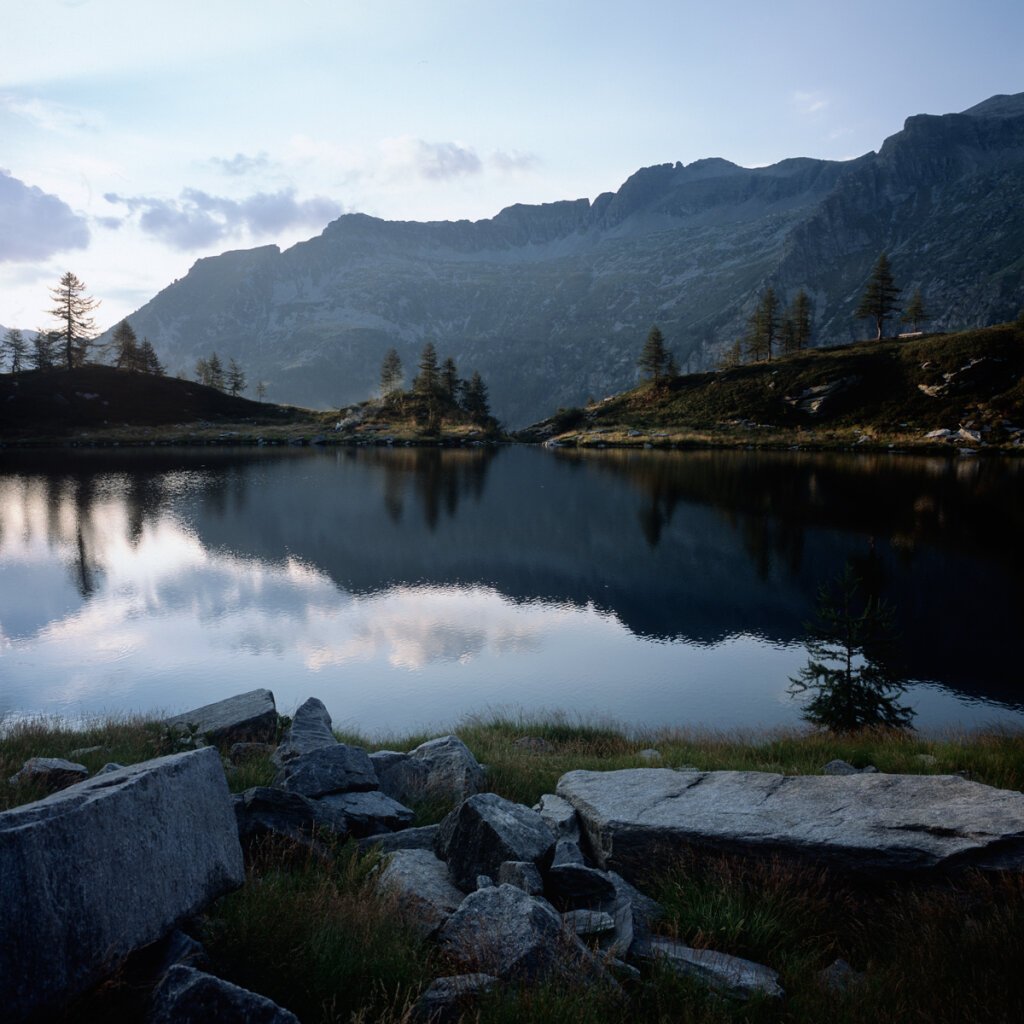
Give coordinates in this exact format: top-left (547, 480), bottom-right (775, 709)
top-left (1, 444), bottom-right (1022, 737)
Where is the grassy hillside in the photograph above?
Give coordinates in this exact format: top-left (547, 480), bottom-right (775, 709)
top-left (519, 323), bottom-right (1024, 452)
top-left (0, 365), bottom-right (300, 440)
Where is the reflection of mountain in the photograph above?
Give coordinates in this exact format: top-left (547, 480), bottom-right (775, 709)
top-left (1, 447), bottom-right (1020, 710)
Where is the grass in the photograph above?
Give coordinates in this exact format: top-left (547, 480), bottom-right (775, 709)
top-left (4, 712), bottom-right (1024, 1022)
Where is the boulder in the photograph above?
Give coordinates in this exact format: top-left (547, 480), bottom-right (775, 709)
top-left (378, 848), bottom-right (466, 935)
top-left (411, 974), bottom-right (499, 1023)
top-left (562, 909), bottom-right (615, 936)
top-left (9, 756), bottom-right (88, 793)
top-left (435, 793), bottom-right (556, 891)
top-left (533, 792), bottom-right (580, 842)
top-left (436, 884), bottom-right (600, 983)
top-left (0, 748), bottom-right (244, 1022)
top-left (149, 965), bottom-right (300, 1024)
top-left (358, 824), bottom-right (439, 854)
top-left (557, 768), bottom-right (1024, 879)
top-left (370, 749), bottom-right (431, 803)
top-left (233, 786), bottom-right (344, 846)
top-left (497, 860), bottom-right (545, 896)
top-left (272, 697), bottom-right (337, 766)
top-left (316, 789), bottom-right (414, 836)
top-left (165, 688), bottom-right (278, 746)
top-left (409, 735), bottom-right (486, 801)
top-left (646, 938), bottom-right (784, 1000)
top-left (271, 744), bottom-right (378, 798)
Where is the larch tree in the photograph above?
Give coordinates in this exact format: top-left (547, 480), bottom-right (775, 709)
top-left (112, 320), bottom-right (140, 371)
top-left (791, 289), bottom-right (813, 351)
top-left (48, 271), bottom-right (100, 369)
top-left (138, 338), bottom-right (165, 375)
top-left (745, 288), bottom-right (780, 362)
top-left (900, 289), bottom-right (930, 333)
top-left (2, 328), bottom-right (28, 372)
top-left (855, 252), bottom-right (901, 340)
top-left (31, 329), bottom-right (57, 369)
top-left (255, 380), bottom-right (267, 403)
top-left (207, 352), bottom-right (225, 391)
top-left (637, 324), bottom-right (673, 385)
top-left (441, 356), bottom-right (460, 401)
top-left (379, 347), bottom-right (403, 398)
top-left (226, 357), bottom-right (246, 396)
top-left (413, 341), bottom-right (440, 396)
top-left (461, 370), bottom-right (491, 424)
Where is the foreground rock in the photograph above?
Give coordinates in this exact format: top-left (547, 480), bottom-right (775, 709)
top-left (150, 965), bottom-right (299, 1024)
top-left (0, 748), bottom-right (244, 1022)
top-left (8, 756), bottom-right (88, 793)
top-left (437, 883), bottom-right (601, 983)
top-left (435, 793), bottom-right (556, 891)
top-left (646, 938), bottom-right (784, 1000)
top-left (412, 974), bottom-right (499, 1023)
top-left (373, 735), bottom-right (486, 804)
top-left (378, 848), bottom-right (467, 935)
top-left (271, 743), bottom-right (378, 798)
top-left (557, 769), bottom-right (1024, 878)
top-left (272, 696), bottom-right (337, 766)
top-left (165, 688), bottom-right (279, 746)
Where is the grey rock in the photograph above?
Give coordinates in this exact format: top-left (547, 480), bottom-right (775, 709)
top-left (557, 768), bottom-right (1024, 878)
top-left (97, 762), bottom-right (126, 775)
top-left (412, 974), bottom-right (499, 1024)
top-left (562, 909), bottom-right (615, 936)
top-left (647, 938), bottom-right (784, 1000)
top-left (378, 848), bottom-right (465, 936)
top-left (820, 957), bottom-right (865, 993)
top-left (437, 884), bottom-right (600, 983)
top-left (547, 860), bottom-right (618, 911)
top-left (149, 929), bottom-right (212, 976)
top-left (639, 748), bottom-right (662, 761)
top-left (233, 786), bottom-right (344, 846)
top-left (435, 793), bottom-right (556, 891)
top-left (410, 735), bottom-right (486, 802)
top-left (358, 824), bottom-right (439, 854)
top-left (271, 743), bottom-right (378, 798)
top-left (552, 838), bottom-right (585, 867)
top-left (67, 745), bottom-right (104, 759)
top-left (272, 696), bottom-right (337, 766)
top-left (9, 757), bottom-right (88, 793)
top-left (316, 789), bottom-right (414, 836)
top-left (498, 860), bottom-right (545, 896)
top-left (476, 874), bottom-right (495, 889)
top-left (822, 759), bottom-right (860, 775)
top-left (0, 747), bottom-right (244, 1023)
top-left (370, 749), bottom-right (431, 803)
top-left (149, 964), bottom-right (300, 1024)
top-left (533, 793), bottom-right (580, 842)
top-left (165, 688), bottom-right (278, 747)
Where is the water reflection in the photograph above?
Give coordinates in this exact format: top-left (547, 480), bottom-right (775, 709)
top-left (1, 446), bottom-right (1021, 732)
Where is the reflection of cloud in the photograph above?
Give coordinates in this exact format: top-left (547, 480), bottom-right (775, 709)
top-left (0, 168), bottom-right (91, 262)
top-left (302, 586), bottom-right (550, 671)
top-left (102, 187), bottom-right (342, 250)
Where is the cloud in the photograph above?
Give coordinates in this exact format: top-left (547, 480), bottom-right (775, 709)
top-left (210, 152), bottom-right (271, 176)
top-left (103, 187), bottom-right (343, 250)
top-left (792, 91), bottom-right (829, 115)
top-left (378, 137), bottom-right (482, 180)
top-left (489, 149), bottom-right (540, 172)
top-left (0, 169), bottom-right (90, 263)
top-left (1, 93), bottom-right (102, 134)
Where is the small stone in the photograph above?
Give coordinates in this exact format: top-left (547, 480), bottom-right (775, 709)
top-left (639, 749), bottom-right (662, 761)
top-left (9, 757), bottom-right (88, 793)
top-left (822, 759), bottom-right (859, 776)
top-left (562, 909), bottom-right (615, 936)
top-left (498, 860), bottom-right (545, 896)
top-left (476, 874), bottom-right (495, 889)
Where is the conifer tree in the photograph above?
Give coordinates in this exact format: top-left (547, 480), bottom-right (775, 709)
top-left (255, 380), bottom-right (267, 403)
top-left (441, 356), bottom-right (459, 400)
top-left (791, 289), bottom-right (813, 351)
top-left (900, 289), bottom-right (930, 333)
top-left (855, 252), bottom-right (900, 340)
top-left (48, 271), bottom-right (100, 369)
top-left (30, 329), bottom-right (57, 369)
top-left (226, 357), bottom-right (246, 396)
top-left (2, 328), bottom-right (28, 372)
top-left (379, 348), bottom-right (403, 397)
top-left (413, 342), bottom-right (440, 396)
top-left (745, 288), bottom-right (780, 362)
top-left (637, 324), bottom-right (672, 385)
top-left (207, 352), bottom-right (225, 391)
top-left (461, 370), bottom-right (491, 424)
top-left (112, 319), bottom-right (140, 371)
top-left (138, 338), bottom-right (165, 375)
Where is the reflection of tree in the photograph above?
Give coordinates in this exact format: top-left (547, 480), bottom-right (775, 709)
top-left (363, 447), bottom-right (496, 533)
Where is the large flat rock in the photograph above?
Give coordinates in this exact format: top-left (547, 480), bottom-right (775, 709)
top-left (0, 747), bottom-right (245, 1022)
top-left (166, 688), bottom-right (278, 746)
top-left (556, 769), bottom-right (1024, 879)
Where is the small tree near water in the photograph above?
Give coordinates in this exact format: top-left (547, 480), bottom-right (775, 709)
top-left (789, 565), bottom-right (914, 732)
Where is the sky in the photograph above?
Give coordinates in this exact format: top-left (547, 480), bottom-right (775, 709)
top-left (1, 0), bottom-right (1021, 332)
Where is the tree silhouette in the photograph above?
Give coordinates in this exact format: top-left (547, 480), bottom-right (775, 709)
top-left (637, 324), bottom-right (673, 385)
top-left (48, 271), bottom-right (100, 369)
top-left (855, 252), bottom-right (900, 340)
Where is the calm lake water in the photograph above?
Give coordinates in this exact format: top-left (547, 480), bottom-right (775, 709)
top-left (1, 445), bottom-right (1022, 736)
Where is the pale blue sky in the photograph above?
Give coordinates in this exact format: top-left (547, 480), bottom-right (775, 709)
top-left (1, 0), bottom-right (1021, 329)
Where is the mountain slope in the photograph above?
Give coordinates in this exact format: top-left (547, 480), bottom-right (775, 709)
top-left (107, 94), bottom-right (1024, 426)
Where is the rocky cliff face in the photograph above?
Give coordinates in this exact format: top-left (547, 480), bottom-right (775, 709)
top-left (111, 94), bottom-right (1024, 426)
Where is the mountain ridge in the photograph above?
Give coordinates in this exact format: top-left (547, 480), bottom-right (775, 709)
top-left (104, 93), bottom-right (1024, 426)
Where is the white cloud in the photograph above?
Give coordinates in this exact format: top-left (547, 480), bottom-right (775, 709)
top-left (0, 93), bottom-right (103, 134)
top-left (792, 91), bottom-right (829, 115)
top-left (0, 169), bottom-right (91, 262)
top-left (209, 152), bottom-right (272, 176)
